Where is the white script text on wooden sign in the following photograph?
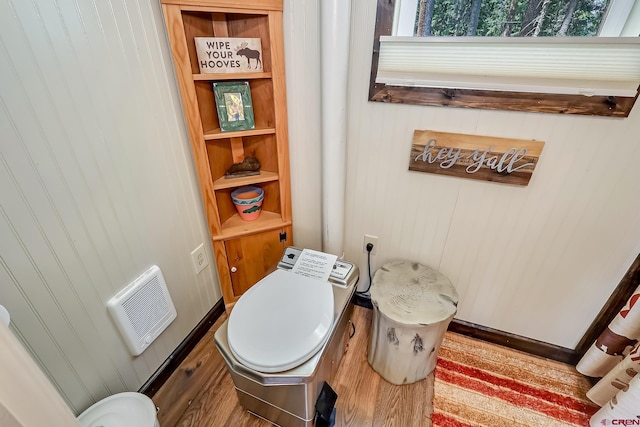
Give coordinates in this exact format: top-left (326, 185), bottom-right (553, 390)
top-left (195, 38), bottom-right (263, 73)
top-left (409, 130), bottom-right (544, 186)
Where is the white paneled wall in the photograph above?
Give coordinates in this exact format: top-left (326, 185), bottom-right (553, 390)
top-left (0, 0), bottom-right (220, 414)
top-left (342, 0), bottom-right (640, 349)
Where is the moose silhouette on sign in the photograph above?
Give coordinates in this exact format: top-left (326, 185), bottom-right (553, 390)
top-left (235, 42), bottom-right (262, 69)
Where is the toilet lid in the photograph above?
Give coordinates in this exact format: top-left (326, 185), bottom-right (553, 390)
top-left (228, 269), bottom-right (334, 373)
top-left (77, 392), bottom-right (156, 427)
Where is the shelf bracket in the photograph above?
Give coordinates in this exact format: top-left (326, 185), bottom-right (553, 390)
top-left (211, 13), bottom-right (229, 37)
top-left (230, 137), bottom-right (245, 163)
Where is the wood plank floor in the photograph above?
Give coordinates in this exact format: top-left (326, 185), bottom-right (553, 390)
top-left (152, 305), bottom-right (434, 427)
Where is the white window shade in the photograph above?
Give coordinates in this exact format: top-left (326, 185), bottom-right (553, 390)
top-left (377, 36), bottom-right (640, 97)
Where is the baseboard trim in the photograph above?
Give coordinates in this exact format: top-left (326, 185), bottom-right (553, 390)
top-left (575, 252), bottom-right (640, 356)
top-left (139, 298), bottom-right (225, 398)
top-left (448, 318), bottom-right (580, 366)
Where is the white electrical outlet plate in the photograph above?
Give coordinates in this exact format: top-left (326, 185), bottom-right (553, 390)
top-left (191, 243), bottom-right (209, 274)
top-left (363, 234), bottom-right (378, 255)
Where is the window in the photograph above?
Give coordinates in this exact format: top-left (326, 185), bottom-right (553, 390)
top-left (394, 0), bottom-right (636, 37)
top-left (370, 0), bottom-right (640, 116)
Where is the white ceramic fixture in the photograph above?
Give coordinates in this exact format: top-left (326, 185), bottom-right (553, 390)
top-left (77, 392), bottom-right (159, 427)
top-left (0, 305), bottom-right (10, 326)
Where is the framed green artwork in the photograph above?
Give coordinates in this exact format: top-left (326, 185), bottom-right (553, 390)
top-left (212, 81), bottom-right (255, 132)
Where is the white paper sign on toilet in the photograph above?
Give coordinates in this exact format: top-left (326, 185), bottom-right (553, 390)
top-left (291, 249), bottom-right (337, 282)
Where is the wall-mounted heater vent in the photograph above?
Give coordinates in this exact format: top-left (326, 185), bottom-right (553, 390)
top-left (107, 265), bottom-right (177, 356)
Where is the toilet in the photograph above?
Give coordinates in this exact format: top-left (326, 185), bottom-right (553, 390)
top-left (227, 268), bottom-right (335, 373)
top-left (0, 304), bottom-right (159, 427)
top-left (77, 392), bottom-right (159, 427)
top-left (215, 246), bottom-right (359, 427)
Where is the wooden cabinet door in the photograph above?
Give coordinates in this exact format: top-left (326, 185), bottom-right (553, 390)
top-left (225, 227), bottom-right (292, 298)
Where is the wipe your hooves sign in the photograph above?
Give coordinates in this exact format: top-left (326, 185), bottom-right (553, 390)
top-left (409, 130), bottom-right (544, 186)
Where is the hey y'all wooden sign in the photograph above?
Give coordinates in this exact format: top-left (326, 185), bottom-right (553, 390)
top-left (409, 130), bottom-right (544, 186)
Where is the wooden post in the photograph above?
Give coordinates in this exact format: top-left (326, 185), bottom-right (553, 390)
top-left (367, 261), bottom-right (458, 385)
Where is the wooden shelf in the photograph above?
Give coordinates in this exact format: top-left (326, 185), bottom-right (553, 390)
top-left (203, 126), bottom-right (276, 140)
top-left (214, 211), bottom-right (291, 241)
top-left (164, 0), bottom-right (292, 309)
top-left (213, 170), bottom-right (279, 190)
top-left (193, 72), bottom-right (272, 81)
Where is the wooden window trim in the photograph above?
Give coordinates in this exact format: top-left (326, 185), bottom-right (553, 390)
top-left (369, 0), bottom-right (638, 117)
top-left (575, 253), bottom-right (640, 357)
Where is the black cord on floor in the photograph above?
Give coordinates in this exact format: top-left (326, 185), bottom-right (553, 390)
top-left (356, 245), bottom-right (373, 297)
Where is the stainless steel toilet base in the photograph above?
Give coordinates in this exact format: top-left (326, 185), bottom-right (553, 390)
top-left (214, 249), bottom-right (359, 427)
top-left (215, 296), bottom-right (354, 426)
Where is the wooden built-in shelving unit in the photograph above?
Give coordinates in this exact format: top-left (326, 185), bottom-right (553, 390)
top-left (162, 0), bottom-right (293, 311)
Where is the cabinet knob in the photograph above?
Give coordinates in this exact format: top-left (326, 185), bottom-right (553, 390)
top-left (231, 267), bottom-right (238, 273)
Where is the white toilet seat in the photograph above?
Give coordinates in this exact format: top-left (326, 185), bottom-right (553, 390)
top-left (227, 269), bottom-right (334, 373)
top-left (77, 392), bottom-right (158, 427)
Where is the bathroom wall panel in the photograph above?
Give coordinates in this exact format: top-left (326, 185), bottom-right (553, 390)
top-left (342, 0), bottom-right (640, 349)
top-left (0, 251), bottom-right (88, 415)
top-left (0, 158), bottom-right (118, 409)
top-left (0, 0), bottom-right (220, 414)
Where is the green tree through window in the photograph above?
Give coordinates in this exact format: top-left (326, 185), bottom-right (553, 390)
top-left (414, 0), bottom-right (609, 37)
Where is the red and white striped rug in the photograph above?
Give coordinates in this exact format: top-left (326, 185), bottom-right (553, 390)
top-left (433, 333), bottom-right (599, 427)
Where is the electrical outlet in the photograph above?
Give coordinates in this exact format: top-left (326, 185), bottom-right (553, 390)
top-left (190, 243), bottom-right (209, 275)
top-left (363, 234), bottom-right (378, 255)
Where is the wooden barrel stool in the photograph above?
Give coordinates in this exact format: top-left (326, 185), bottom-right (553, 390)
top-left (367, 260), bottom-right (458, 385)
